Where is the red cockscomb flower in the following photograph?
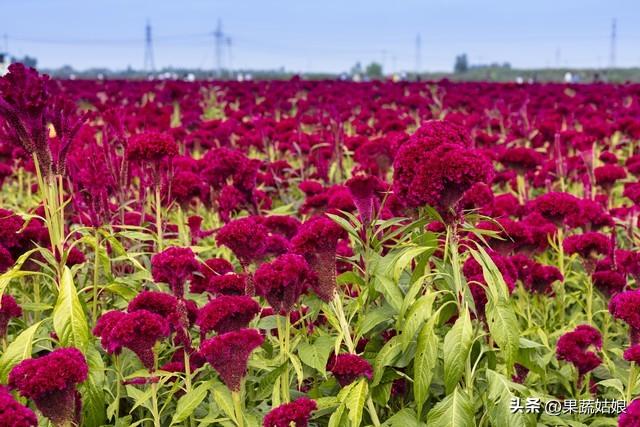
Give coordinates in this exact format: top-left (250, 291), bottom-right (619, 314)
top-left (209, 273), bottom-right (247, 295)
top-left (263, 397), bottom-right (317, 427)
top-left (151, 246), bottom-right (199, 297)
top-left (291, 216), bottom-right (347, 302)
top-left (200, 328), bottom-right (264, 391)
top-left (556, 325), bottom-right (602, 377)
top-left (563, 232), bottom-right (611, 262)
top-left (0, 386), bottom-right (38, 427)
top-left (327, 354), bottom-right (373, 387)
top-left (196, 295), bottom-right (260, 336)
top-left (126, 131), bottom-right (178, 162)
top-left (191, 258), bottom-right (234, 294)
top-left (0, 294), bottom-right (22, 338)
top-left (93, 309), bottom-right (170, 370)
top-left (254, 253), bottom-right (312, 313)
top-left (9, 347), bottom-right (87, 427)
top-left (609, 290), bottom-right (640, 344)
top-left (593, 270), bottom-right (627, 297)
top-left (528, 192), bottom-right (581, 226)
top-left (618, 399), bottom-right (640, 426)
top-left (216, 216), bottom-right (269, 265)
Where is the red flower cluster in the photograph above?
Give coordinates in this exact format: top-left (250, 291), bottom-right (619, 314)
top-left (93, 309), bottom-right (170, 369)
top-left (556, 325), bottom-right (602, 376)
top-left (196, 295), bottom-right (260, 335)
top-left (254, 253), bottom-right (312, 313)
top-left (9, 348), bottom-right (87, 426)
top-left (327, 353), bottom-right (373, 387)
top-left (263, 397), bottom-right (317, 427)
top-left (151, 246), bottom-right (199, 297)
top-left (200, 328), bottom-right (264, 391)
top-left (0, 386), bottom-right (37, 427)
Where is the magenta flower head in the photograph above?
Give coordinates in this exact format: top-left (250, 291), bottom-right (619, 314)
top-left (291, 216), bottom-right (347, 302)
top-left (126, 131), bottom-right (178, 163)
top-left (525, 263), bottom-right (564, 294)
top-left (196, 295), bottom-right (260, 336)
top-left (527, 192), bottom-right (581, 226)
top-left (592, 270), bottom-right (627, 297)
top-left (0, 294), bottom-right (22, 338)
top-left (151, 246), bottom-right (199, 297)
top-left (216, 216), bottom-right (269, 265)
top-left (254, 253), bottom-right (312, 313)
top-left (263, 397), bottom-right (317, 427)
top-left (618, 399), bottom-right (640, 427)
top-left (556, 325), bottom-right (602, 379)
top-left (9, 347), bottom-right (87, 427)
top-left (499, 146), bottom-right (543, 174)
top-left (209, 273), bottom-right (248, 295)
top-left (0, 64), bottom-right (51, 175)
top-left (0, 386), bottom-right (38, 427)
top-left (93, 309), bottom-right (170, 370)
top-left (345, 174), bottom-right (382, 225)
top-left (624, 345), bottom-right (640, 364)
top-left (200, 328), bottom-right (264, 391)
top-left (563, 232), bottom-right (611, 272)
top-left (191, 258), bottom-right (234, 294)
top-left (328, 353), bottom-right (373, 387)
top-left (128, 290), bottom-right (192, 348)
top-left (392, 120), bottom-right (493, 216)
top-left (609, 290), bottom-right (640, 344)
top-left (594, 164), bottom-right (626, 189)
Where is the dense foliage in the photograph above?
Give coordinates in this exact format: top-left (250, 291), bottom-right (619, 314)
top-left (1, 63), bottom-right (640, 426)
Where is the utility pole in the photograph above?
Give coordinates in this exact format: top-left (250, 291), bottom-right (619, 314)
top-left (415, 33), bottom-right (421, 76)
top-left (609, 18), bottom-right (617, 69)
top-left (213, 20), bottom-right (224, 76)
top-left (226, 36), bottom-right (233, 74)
top-left (143, 20), bottom-right (155, 72)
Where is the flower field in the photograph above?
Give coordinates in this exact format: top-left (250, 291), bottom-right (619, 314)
top-left (1, 63), bottom-right (640, 426)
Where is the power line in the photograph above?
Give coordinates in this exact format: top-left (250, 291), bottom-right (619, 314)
top-left (144, 20), bottom-right (155, 71)
top-left (609, 18), bottom-right (617, 68)
top-left (213, 20), bottom-right (224, 76)
top-left (415, 33), bottom-right (421, 74)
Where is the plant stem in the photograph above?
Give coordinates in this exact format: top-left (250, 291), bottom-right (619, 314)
top-left (92, 230), bottom-right (101, 324)
top-left (232, 390), bottom-right (244, 427)
top-left (331, 293), bottom-right (355, 352)
top-left (276, 314), bottom-right (291, 403)
top-left (586, 275), bottom-right (593, 325)
top-left (628, 363), bottom-right (637, 403)
top-left (366, 396), bottom-right (381, 427)
top-left (154, 185), bottom-right (163, 251)
top-left (150, 353), bottom-right (161, 427)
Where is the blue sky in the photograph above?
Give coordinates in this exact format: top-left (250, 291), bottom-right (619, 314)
top-left (1, 0), bottom-right (639, 73)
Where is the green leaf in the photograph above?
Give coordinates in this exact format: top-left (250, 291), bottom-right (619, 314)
top-left (414, 318), bottom-right (439, 416)
top-left (374, 275), bottom-right (403, 314)
top-left (382, 408), bottom-right (424, 427)
top-left (53, 266), bottom-right (90, 351)
top-left (443, 309), bottom-right (473, 394)
top-left (427, 388), bottom-right (475, 427)
top-left (0, 320), bottom-right (42, 382)
top-left (0, 248), bottom-right (40, 299)
top-left (486, 370), bottom-right (531, 427)
top-left (211, 383), bottom-right (236, 422)
top-left (346, 378), bottom-right (368, 427)
top-left (401, 293), bottom-right (436, 351)
top-left (298, 335), bottom-right (335, 374)
top-left (172, 382), bottom-right (210, 424)
top-left (357, 304), bottom-right (395, 340)
top-left (82, 346), bottom-right (107, 427)
top-left (372, 335), bottom-right (403, 386)
top-left (486, 298), bottom-right (520, 371)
